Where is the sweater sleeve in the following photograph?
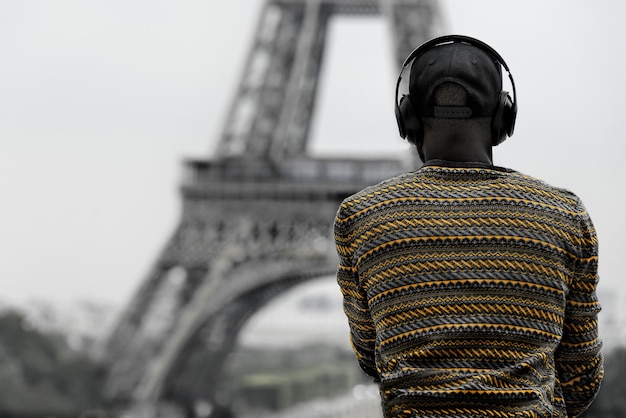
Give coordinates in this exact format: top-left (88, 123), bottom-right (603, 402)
top-left (334, 206), bottom-right (379, 380)
top-left (555, 204), bottom-right (604, 417)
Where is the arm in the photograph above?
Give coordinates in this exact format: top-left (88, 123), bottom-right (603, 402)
top-left (334, 208), bottom-right (379, 380)
top-left (556, 207), bottom-right (604, 417)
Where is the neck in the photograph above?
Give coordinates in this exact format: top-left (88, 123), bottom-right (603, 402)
top-left (421, 131), bottom-right (493, 165)
top-left (421, 145), bottom-right (493, 166)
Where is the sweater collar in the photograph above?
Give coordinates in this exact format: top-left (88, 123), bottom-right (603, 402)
top-left (422, 159), bottom-right (494, 169)
top-left (420, 159), bottom-right (513, 174)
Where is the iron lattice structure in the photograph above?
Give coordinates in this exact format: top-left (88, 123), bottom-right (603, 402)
top-left (104, 0), bottom-right (444, 411)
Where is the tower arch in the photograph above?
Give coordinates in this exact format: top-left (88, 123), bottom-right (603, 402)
top-left (103, 0), bottom-right (444, 413)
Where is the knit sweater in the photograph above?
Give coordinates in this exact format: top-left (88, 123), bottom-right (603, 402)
top-left (334, 163), bottom-right (603, 418)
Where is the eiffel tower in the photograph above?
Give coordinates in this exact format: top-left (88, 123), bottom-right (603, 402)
top-left (103, 0), bottom-right (443, 413)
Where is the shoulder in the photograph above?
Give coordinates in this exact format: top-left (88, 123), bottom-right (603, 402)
top-left (505, 169), bottom-right (587, 211)
top-left (347, 171), bottom-right (417, 200)
top-left (336, 171), bottom-right (420, 219)
top-left (504, 168), bottom-right (563, 190)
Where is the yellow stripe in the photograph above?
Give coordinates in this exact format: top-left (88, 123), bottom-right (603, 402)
top-left (339, 195), bottom-right (584, 224)
top-left (381, 323), bottom-right (560, 347)
top-left (356, 235), bottom-right (580, 268)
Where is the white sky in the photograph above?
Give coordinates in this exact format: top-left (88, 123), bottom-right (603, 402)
top-left (1, 1), bottom-right (625, 311)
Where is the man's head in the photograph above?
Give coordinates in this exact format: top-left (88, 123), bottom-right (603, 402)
top-left (395, 35), bottom-right (517, 162)
top-left (408, 41), bottom-right (502, 121)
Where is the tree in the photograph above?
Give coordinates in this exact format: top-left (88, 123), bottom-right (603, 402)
top-left (0, 309), bottom-right (105, 416)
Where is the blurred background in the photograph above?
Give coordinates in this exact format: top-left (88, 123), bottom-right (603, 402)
top-left (1, 1), bottom-right (625, 417)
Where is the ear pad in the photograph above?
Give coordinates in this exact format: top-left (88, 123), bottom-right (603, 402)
top-left (396, 94), bottom-right (423, 146)
top-left (491, 91), bottom-right (515, 146)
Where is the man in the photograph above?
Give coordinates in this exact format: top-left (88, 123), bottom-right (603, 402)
top-left (334, 35), bottom-right (603, 418)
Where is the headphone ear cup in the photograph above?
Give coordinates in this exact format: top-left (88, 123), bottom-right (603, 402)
top-left (492, 91), bottom-right (514, 146)
top-left (395, 96), bottom-right (408, 139)
top-left (397, 94), bottom-right (423, 146)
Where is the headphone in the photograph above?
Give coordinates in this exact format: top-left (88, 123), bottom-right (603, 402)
top-left (395, 35), bottom-right (518, 148)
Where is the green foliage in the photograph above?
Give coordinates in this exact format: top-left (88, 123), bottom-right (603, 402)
top-left (582, 346), bottom-right (626, 417)
top-left (222, 344), bottom-right (368, 411)
top-left (0, 309), bottom-right (106, 416)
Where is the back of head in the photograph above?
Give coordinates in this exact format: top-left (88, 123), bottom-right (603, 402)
top-left (423, 82), bottom-right (492, 140)
top-left (409, 42), bottom-right (503, 120)
top-left (420, 82), bottom-right (493, 163)
top-left (395, 36), bottom-right (517, 163)
top-left (395, 35), bottom-right (518, 164)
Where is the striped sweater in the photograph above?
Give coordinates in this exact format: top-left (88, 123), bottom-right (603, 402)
top-left (334, 163), bottom-right (603, 418)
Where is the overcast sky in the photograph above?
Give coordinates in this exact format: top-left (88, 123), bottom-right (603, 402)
top-left (1, 1), bottom-right (625, 315)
